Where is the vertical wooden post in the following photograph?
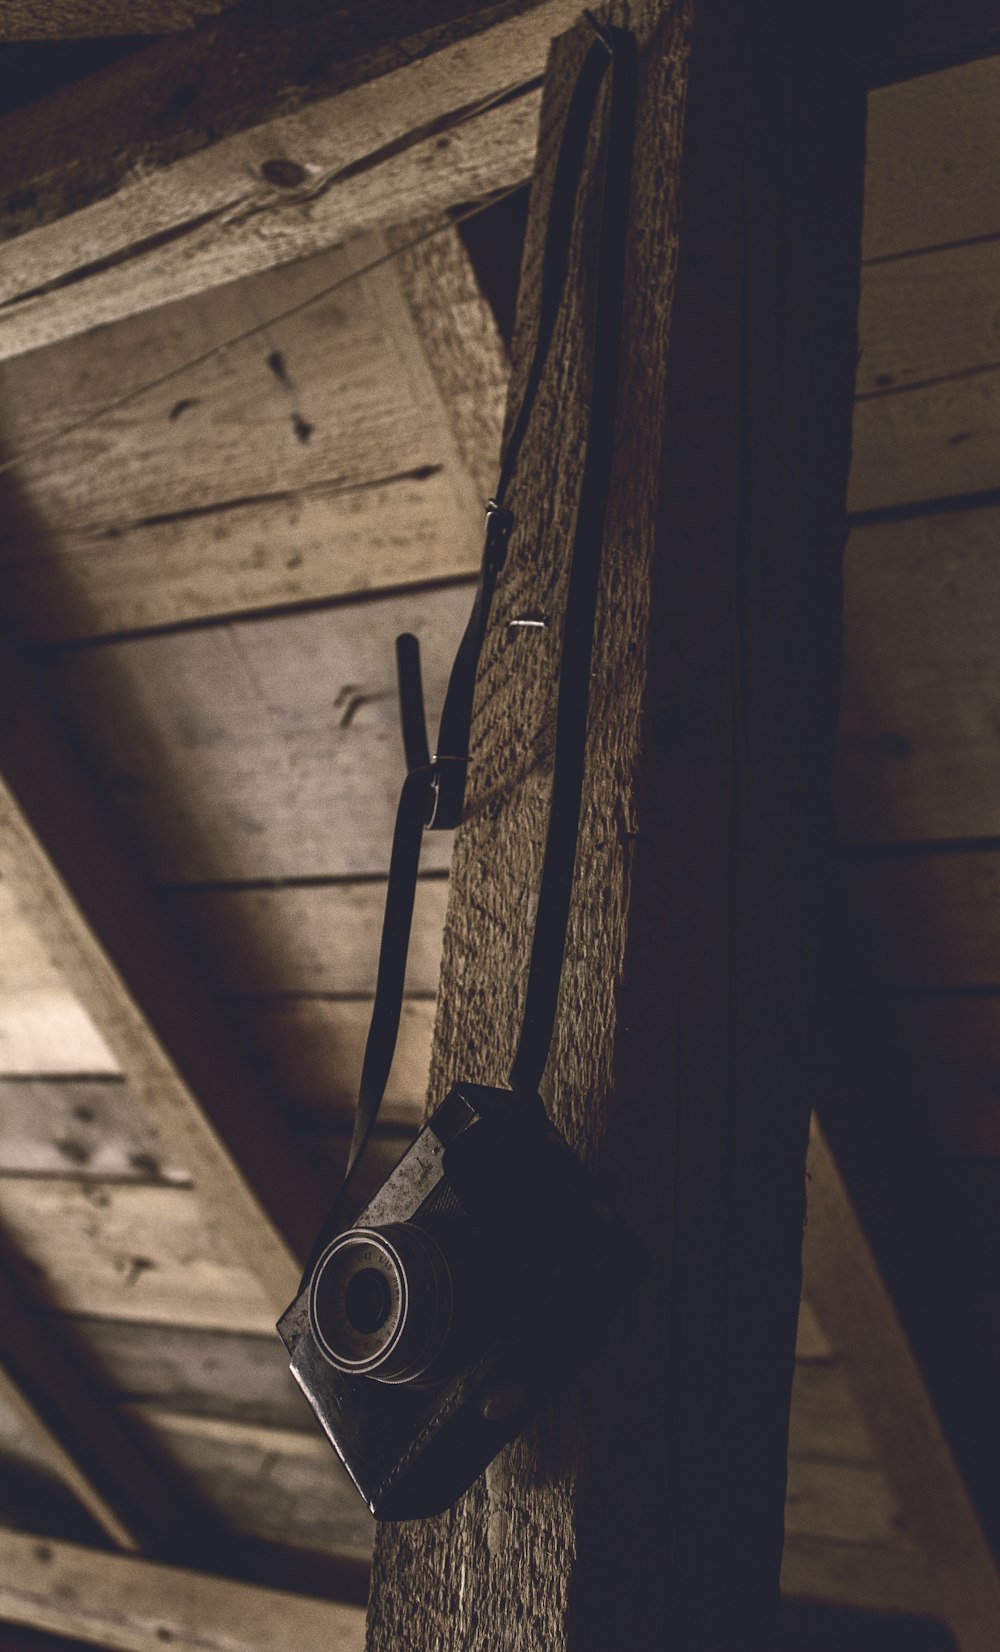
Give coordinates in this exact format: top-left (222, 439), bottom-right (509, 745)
top-left (366, 3), bottom-right (865, 1647)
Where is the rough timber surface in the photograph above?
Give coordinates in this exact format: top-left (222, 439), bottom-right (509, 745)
top-left (366, 3), bottom-right (863, 1648)
top-left (47, 587), bottom-right (471, 883)
top-left (0, 233), bottom-right (495, 641)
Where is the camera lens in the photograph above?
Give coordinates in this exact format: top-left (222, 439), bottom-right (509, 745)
top-left (309, 1223), bottom-right (454, 1384)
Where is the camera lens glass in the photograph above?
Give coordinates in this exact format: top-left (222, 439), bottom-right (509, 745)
top-left (309, 1223), bottom-right (454, 1384)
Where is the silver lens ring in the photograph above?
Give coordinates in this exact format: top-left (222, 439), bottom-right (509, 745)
top-left (309, 1223), bottom-right (454, 1385)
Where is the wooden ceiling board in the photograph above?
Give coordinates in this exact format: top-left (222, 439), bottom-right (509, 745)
top-left (169, 878), bottom-right (449, 996)
top-left (47, 587), bottom-right (472, 882)
top-left (838, 508), bottom-right (1000, 844)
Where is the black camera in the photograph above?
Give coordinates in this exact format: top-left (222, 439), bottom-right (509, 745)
top-left (277, 1083), bottom-right (644, 1520)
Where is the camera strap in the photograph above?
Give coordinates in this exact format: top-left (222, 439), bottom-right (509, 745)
top-left (320, 16), bottom-right (638, 1248)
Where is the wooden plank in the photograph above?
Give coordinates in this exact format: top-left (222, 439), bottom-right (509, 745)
top-left (857, 236), bottom-right (1000, 397)
top-left (804, 1117), bottom-right (1000, 1649)
top-left (0, 737), bottom-right (317, 1308)
top-left (49, 588), bottom-right (472, 882)
top-left (787, 1361), bottom-right (877, 1464)
top-left (369, 5), bottom-right (865, 1648)
top-left (0, 1265), bottom-right (215, 1557)
top-left (838, 851), bottom-right (1000, 988)
top-left (850, 996), bottom-right (1000, 1156)
top-left (0, 245), bottom-right (442, 539)
top-left (0, 1078), bottom-right (188, 1182)
top-left (0, 1179), bottom-right (276, 1333)
top-left (0, 1), bottom-right (583, 357)
top-left (232, 997), bottom-right (432, 1128)
top-left (0, 3), bottom-right (233, 34)
top-left (0, 472), bottom-right (479, 646)
top-left (0, 1529), bottom-right (365, 1652)
top-left (780, 1536), bottom-right (937, 1615)
top-left (848, 369), bottom-right (1000, 514)
top-left (124, 1407), bottom-right (374, 1559)
top-left (796, 1298), bottom-right (835, 1362)
top-left (838, 509), bottom-right (1000, 844)
top-left (863, 56), bottom-right (1000, 260)
top-left (0, 883), bottom-right (116, 1075)
top-left (61, 1318), bottom-right (315, 1431)
top-left (173, 879), bottom-right (447, 996)
top-left (784, 1454), bottom-right (917, 1550)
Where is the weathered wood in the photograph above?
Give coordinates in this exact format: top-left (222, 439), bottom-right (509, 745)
top-left (48, 588), bottom-right (471, 882)
top-left (0, 1078), bottom-right (188, 1181)
top-left (0, 3), bottom-right (231, 33)
top-left (61, 1318), bottom-right (315, 1430)
top-left (367, 4), bottom-right (864, 1648)
top-left (125, 1406), bottom-right (374, 1558)
top-left (0, 882), bottom-right (116, 1074)
top-left (838, 509), bottom-right (1000, 844)
top-left (0, 1529), bottom-right (365, 1652)
top-left (0, 1178), bottom-right (275, 1333)
top-left (234, 997), bottom-right (432, 1128)
top-left (863, 55), bottom-right (1000, 259)
top-left (0, 1265), bottom-right (213, 1558)
top-left (857, 237), bottom-right (1000, 398)
top-left (0, 1), bottom-right (583, 357)
top-left (838, 851), bottom-right (1000, 987)
top-left (849, 370), bottom-right (1000, 514)
top-left (0, 245), bottom-right (447, 537)
top-left (804, 1117), bottom-right (1000, 1649)
top-left (0, 709), bottom-right (318, 1306)
top-left (172, 878), bottom-right (448, 995)
top-left (780, 1536), bottom-right (937, 1616)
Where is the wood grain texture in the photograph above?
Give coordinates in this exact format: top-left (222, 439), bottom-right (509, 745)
top-left (848, 370), bottom-right (1000, 514)
top-left (171, 877), bottom-right (448, 995)
top-left (125, 1406), bottom-right (374, 1558)
top-left (0, 246), bottom-right (447, 537)
top-left (0, 753), bottom-right (312, 1308)
top-left (0, 1529), bottom-right (365, 1652)
top-left (0, 0), bottom-right (582, 356)
top-left (838, 851), bottom-right (1000, 988)
top-left (863, 55), bottom-right (1000, 261)
top-left (838, 509), bottom-right (1000, 844)
top-left (233, 997), bottom-right (432, 1128)
top-left (48, 589), bottom-right (471, 882)
top-left (0, 1179), bottom-right (277, 1333)
top-left (0, 3), bottom-right (231, 34)
top-left (0, 472), bottom-right (479, 646)
top-left (62, 1317), bottom-right (315, 1430)
top-left (856, 237), bottom-right (1000, 398)
top-left (0, 1078), bottom-right (189, 1182)
top-left (367, 4), bottom-right (864, 1647)
top-left (0, 882), bottom-right (116, 1075)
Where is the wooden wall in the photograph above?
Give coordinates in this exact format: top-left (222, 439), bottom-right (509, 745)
top-left (0, 46), bottom-right (995, 1627)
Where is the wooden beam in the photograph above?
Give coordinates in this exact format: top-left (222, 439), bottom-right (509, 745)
top-left (0, 1266), bottom-right (214, 1558)
top-left (804, 1117), bottom-right (1000, 1650)
top-left (0, 1530), bottom-right (365, 1652)
top-left (0, 0), bottom-right (581, 359)
top-left (0, 3), bottom-right (231, 35)
top-left (0, 633), bottom-right (328, 1309)
top-left (366, 2), bottom-right (864, 1646)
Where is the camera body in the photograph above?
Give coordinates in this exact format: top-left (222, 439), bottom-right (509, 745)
top-left (278, 1082), bottom-right (644, 1521)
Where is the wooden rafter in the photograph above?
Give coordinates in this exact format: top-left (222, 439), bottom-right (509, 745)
top-left (0, 635), bottom-right (327, 1308)
top-left (0, 1266), bottom-right (213, 1558)
top-left (0, 1529), bottom-right (365, 1652)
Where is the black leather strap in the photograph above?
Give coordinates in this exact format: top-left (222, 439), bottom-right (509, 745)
top-left (309, 18), bottom-right (637, 1256)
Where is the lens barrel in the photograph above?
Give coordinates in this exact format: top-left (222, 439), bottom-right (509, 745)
top-left (309, 1223), bottom-right (454, 1384)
